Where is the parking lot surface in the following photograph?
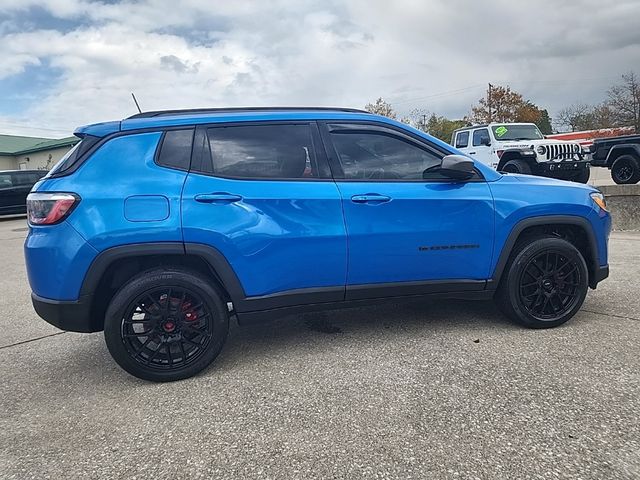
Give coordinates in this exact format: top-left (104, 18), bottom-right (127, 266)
top-left (0, 216), bottom-right (638, 479)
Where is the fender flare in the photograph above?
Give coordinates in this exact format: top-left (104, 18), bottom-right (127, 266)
top-left (496, 149), bottom-right (536, 171)
top-left (489, 215), bottom-right (600, 288)
top-left (605, 143), bottom-right (640, 166)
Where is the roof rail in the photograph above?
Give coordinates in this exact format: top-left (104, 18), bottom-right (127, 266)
top-left (126, 106), bottom-right (370, 119)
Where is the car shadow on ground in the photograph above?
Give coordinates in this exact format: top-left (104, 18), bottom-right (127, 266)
top-left (5, 299), bottom-right (517, 395)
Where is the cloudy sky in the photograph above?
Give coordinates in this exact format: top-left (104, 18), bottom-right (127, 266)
top-left (1, 0), bottom-right (639, 137)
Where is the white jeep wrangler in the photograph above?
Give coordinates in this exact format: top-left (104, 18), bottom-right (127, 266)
top-left (451, 123), bottom-right (590, 183)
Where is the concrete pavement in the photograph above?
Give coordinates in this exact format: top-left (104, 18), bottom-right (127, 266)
top-left (0, 216), bottom-right (638, 479)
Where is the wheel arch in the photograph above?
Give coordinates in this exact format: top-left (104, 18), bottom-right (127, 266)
top-left (606, 144), bottom-right (640, 166)
top-left (81, 242), bottom-right (246, 331)
top-left (490, 215), bottom-right (600, 290)
top-left (497, 150), bottom-right (536, 172)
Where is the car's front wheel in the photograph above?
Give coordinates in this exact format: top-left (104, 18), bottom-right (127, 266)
top-left (104, 268), bottom-right (229, 382)
top-left (495, 236), bottom-right (589, 328)
top-left (501, 158), bottom-right (532, 174)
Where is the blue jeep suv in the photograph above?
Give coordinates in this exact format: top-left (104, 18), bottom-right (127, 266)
top-left (24, 107), bottom-right (611, 381)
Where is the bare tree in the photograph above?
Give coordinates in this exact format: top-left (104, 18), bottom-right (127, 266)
top-left (556, 104), bottom-right (594, 132)
top-left (607, 71), bottom-right (640, 132)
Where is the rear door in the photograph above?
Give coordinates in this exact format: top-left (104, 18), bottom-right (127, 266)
top-left (320, 122), bottom-right (494, 299)
top-left (181, 122), bottom-right (347, 310)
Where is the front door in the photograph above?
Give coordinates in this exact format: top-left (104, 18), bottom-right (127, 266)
top-left (470, 128), bottom-right (497, 169)
top-left (320, 122), bottom-right (495, 300)
top-left (181, 122), bottom-right (347, 310)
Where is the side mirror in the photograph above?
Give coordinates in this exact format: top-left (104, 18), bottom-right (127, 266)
top-left (432, 154), bottom-right (475, 180)
top-left (480, 137), bottom-right (491, 146)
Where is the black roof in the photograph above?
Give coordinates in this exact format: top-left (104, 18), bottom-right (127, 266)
top-left (127, 106), bottom-right (370, 120)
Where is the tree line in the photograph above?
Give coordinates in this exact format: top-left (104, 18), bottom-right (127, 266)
top-left (364, 72), bottom-right (640, 142)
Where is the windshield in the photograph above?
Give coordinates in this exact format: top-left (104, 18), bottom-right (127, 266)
top-left (491, 124), bottom-right (544, 141)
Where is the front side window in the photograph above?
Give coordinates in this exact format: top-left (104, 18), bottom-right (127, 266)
top-left (472, 129), bottom-right (491, 147)
top-left (207, 124), bottom-right (321, 179)
top-left (455, 131), bottom-right (469, 148)
top-left (329, 128), bottom-right (443, 180)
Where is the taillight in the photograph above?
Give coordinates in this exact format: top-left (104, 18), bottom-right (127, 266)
top-left (27, 192), bottom-right (80, 225)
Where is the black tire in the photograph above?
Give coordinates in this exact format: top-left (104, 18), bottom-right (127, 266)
top-left (501, 158), bottom-right (532, 174)
top-left (495, 236), bottom-right (589, 329)
top-left (611, 154), bottom-right (640, 184)
top-left (571, 166), bottom-right (590, 184)
top-left (104, 268), bottom-right (229, 382)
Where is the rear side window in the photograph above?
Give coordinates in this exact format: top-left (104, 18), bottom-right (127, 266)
top-left (12, 172), bottom-right (42, 186)
top-left (0, 173), bottom-right (13, 188)
top-left (206, 124), bottom-right (323, 179)
top-left (455, 131), bottom-right (469, 148)
top-left (50, 136), bottom-right (99, 176)
top-left (156, 129), bottom-right (194, 170)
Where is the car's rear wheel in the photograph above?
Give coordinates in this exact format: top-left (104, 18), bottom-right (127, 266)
top-left (611, 154), bottom-right (640, 184)
top-left (495, 236), bottom-right (588, 328)
top-left (104, 268), bottom-right (229, 382)
top-left (501, 158), bottom-right (532, 174)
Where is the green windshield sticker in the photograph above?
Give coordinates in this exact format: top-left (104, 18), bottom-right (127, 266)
top-left (495, 126), bottom-right (508, 138)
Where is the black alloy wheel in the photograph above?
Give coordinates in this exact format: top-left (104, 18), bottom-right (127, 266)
top-left (104, 269), bottom-right (229, 381)
top-left (518, 250), bottom-right (582, 320)
top-left (121, 287), bottom-right (213, 370)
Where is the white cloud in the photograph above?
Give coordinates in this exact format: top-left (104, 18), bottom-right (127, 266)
top-left (0, 0), bottom-right (639, 136)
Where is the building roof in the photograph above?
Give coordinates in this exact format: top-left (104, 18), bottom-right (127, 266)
top-left (0, 134), bottom-right (79, 156)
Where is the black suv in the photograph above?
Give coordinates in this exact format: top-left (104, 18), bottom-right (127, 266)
top-left (0, 170), bottom-right (47, 215)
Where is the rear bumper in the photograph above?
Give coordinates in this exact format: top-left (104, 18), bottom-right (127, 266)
top-left (31, 293), bottom-right (98, 333)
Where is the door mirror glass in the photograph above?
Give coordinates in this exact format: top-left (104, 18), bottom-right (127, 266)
top-left (480, 136), bottom-right (491, 147)
top-left (425, 155), bottom-right (475, 180)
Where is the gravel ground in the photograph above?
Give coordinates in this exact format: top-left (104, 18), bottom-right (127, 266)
top-left (0, 216), bottom-right (638, 480)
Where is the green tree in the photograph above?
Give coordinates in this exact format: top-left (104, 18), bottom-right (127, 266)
top-left (364, 97), bottom-right (397, 119)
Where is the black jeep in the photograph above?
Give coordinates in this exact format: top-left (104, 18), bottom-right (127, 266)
top-left (590, 134), bottom-right (640, 184)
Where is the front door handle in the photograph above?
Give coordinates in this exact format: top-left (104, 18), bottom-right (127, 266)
top-left (351, 194), bottom-right (391, 204)
top-left (194, 193), bottom-right (243, 203)
top-left (468, 151), bottom-right (477, 155)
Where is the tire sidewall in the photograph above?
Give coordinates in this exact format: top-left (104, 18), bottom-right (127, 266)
top-left (104, 269), bottom-right (229, 382)
top-left (611, 155), bottom-right (640, 185)
top-left (503, 238), bottom-right (588, 328)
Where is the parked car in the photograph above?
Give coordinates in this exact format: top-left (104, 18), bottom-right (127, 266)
top-left (589, 134), bottom-right (640, 184)
top-left (25, 107), bottom-right (611, 381)
top-left (451, 123), bottom-right (591, 183)
top-left (0, 170), bottom-right (47, 215)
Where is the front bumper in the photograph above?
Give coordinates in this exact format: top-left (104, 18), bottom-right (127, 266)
top-left (538, 160), bottom-right (589, 173)
top-left (591, 265), bottom-right (609, 288)
top-left (31, 292), bottom-right (98, 333)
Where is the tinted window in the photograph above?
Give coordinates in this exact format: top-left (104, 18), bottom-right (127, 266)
top-left (0, 174), bottom-right (12, 188)
top-left (157, 129), bottom-right (194, 170)
top-left (455, 131), bottom-right (469, 148)
top-left (207, 124), bottom-right (321, 179)
top-left (472, 129), bottom-right (490, 147)
top-left (329, 129), bottom-right (443, 180)
top-left (12, 173), bottom-right (36, 186)
top-left (50, 136), bottom-right (98, 175)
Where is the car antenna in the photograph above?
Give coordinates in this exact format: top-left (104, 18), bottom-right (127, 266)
top-left (131, 92), bottom-right (142, 114)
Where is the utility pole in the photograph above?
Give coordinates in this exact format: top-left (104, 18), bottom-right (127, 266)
top-left (488, 83), bottom-right (493, 122)
top-left (422, 114), bottom-right (427, 131)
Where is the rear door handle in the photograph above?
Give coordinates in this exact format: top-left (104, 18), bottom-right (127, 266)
top-left (194, 193), bottom-right (242, 203)
top-left (351, 194), bottom-right (391, 204)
